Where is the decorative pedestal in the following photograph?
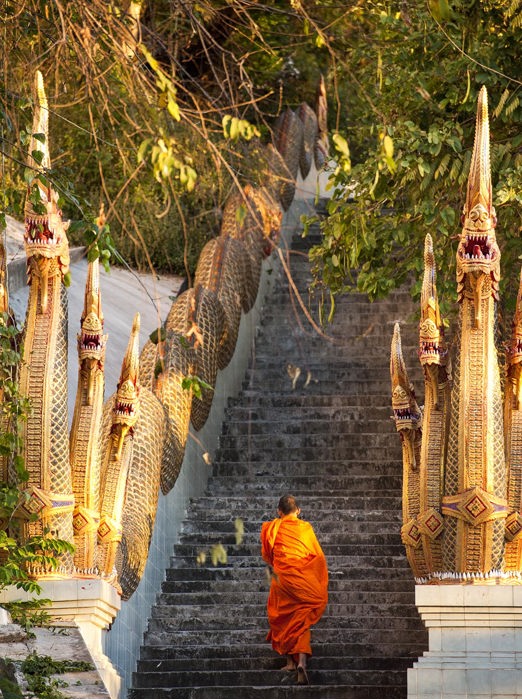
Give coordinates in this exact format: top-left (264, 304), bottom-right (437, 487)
top-left (410, 585), bottom-right (522, 699)
top-left (0, 578), bottom-right (121, 699)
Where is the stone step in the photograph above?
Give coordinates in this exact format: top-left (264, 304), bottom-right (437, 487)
top-left (259, 314), bottom-right (418, 334)
top-left (153, 590), bottom-right (414, 606)
top-left (221, 417), bottom-right (396, 436)
top-left (132, 667), bottom-right (409, 688)
top-left (205, 474), bottom-right (401, 492)
top-left (249, 349), bottom-right (420, 367)
top-left (240, 379), bottom-right (401, 394)
top-left (224, 405), bottom-right (394, 421)
top-left (129, 683), bottom-right (409, 699)
top-left (136, 654), bottom-right (414, 673)
top-left (230, 393), bottom-right (401, 407)
top-left (218, 431), bottom-right (397, 450)
top-left (161, 578), bottom-right (415, 594)
top-left (179, 518), bottom-right (402, 537)
top-left (198, 489), bottom-right (401, 503)
top-left (143, 626), bottom-right (428, 648)
top-left (259, 308), bottom-right (418, 324)
top-left (164, 565), bottom-right (412, 583)
top-left (259, 293), bottom-right (415, 309)
top-left (138, 640), bottom-right (423, 662)
top-left (214, 445), bottom-right (402, 462)
top-left (173, 543), bottom-right (406, 560)
top-left (186, 495), bottom-right (403, 515)
top-left (211, 460), bottom-right (402, 477)
top-left (178, 511), bottom-right (403, 528)
top-left (178, 527), bottom-right (402, 545)
top-left (168, 556), bottom-right (411, 574)
top-left (150, 603), bottom-right (419, 623)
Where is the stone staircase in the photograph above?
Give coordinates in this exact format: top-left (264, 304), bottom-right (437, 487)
top-left (129, 221), bottom-right (428, 698)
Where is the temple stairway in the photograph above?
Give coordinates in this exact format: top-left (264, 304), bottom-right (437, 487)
top-left (129, 219), bottom-right (429, 698)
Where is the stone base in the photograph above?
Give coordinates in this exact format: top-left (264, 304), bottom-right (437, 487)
top-left (410, 584), bottom-right (522, 698)
top-left (0, 578), bottom-right (121, 699)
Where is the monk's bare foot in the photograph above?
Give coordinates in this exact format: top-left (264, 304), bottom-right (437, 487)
top-left (281, 656), bottom-right (297, 671)
top-left (297, 665), bottom-right (309, 685)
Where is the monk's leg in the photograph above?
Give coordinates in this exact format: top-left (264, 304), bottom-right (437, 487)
top-left (281, 654), bottom-right (297, 671)
top-left (297, 654), bottom-right (309, 685)
top-left (289, 629), bottom-right (311, 657)
top-left (288, 630), bottom-right (311, 684)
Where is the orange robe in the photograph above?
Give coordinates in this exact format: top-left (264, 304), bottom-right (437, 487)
top-left (260, 513), bottom-right (328, 657)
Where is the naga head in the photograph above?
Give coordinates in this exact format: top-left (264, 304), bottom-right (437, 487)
top-left (391, 323), bottom-right (422, 433)
top-left (78, 256), bottom-right (107, 404)
top-left (456, 87), bottom-right (500, 318)
top-left (419, 234), bottom-right (446, 368)
top-left (24, 71), bottom-right (70, 313)
top-left (111, 314), bottom-right (141, 460)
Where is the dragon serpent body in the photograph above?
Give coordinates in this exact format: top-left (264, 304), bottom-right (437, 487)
top-left (70, 257), bottom-right (107, 573)
top-left (390, 87), bottom-right (522, 582)
top-left (98, 315), bottom-right (174, 599)
top-left (8, 70), bottom-right (328, 597)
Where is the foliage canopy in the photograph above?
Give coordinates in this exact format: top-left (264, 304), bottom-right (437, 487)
top-left (0, 0), bottom-right (521, 308)
top-left (0, 0), bottom-right (328, 276)
top-left (311, 0), bottom-right (522, 317)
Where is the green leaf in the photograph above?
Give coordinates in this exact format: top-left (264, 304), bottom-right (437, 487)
top-left (383, 135), bottom-right (394, 158)
top-left (167, 97), bottom-right (181, 121)
top-left (222, 115), bottom-right (232, 138)
top-left (332, 133), bottom-right (350, 159)
top-left (137, 138), bottom-right (152, 164)
top-left (87, 247), bottom-right (100, 262)
top-left (31, 149), bottom-right (44, 165)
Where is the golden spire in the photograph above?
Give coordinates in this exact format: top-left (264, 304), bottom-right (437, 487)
top-left (24, 71), bottom-right (70, 314)
top-left (465, 86), bottom-right (492, 218)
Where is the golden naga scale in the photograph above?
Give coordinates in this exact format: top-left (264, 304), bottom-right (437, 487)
top-left (390, 87), bottom-right (522, 583)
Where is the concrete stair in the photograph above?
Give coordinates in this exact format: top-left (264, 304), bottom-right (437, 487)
top-left (129, 222), bottom-right (428, 698)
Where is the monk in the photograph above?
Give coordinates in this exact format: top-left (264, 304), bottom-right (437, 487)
top-left (260, 494), bottom-right (328, 685)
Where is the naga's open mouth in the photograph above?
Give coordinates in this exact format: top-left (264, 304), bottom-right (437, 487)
top-left (393, 407), bottom-right (421, 423)
top-left (114, 400), bottom-right (136, 418)
top-left (419, 341), bottom-right (447, 361)
top-left (81, 333), bottom-right (102, 351)
top-left (420, 341), bottom-right (441, 356)
top-left (26, 220), bottom-right (60, 246)
top-left (460, 235), bottom-right (494, 261)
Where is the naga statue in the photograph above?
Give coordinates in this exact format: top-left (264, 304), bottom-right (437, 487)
top-left (16, 70), bottom-right (75, 570)
top-left (390, 86), bottom-right (522, 583)
top-left (4, 70), bottom-right (325, 599)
